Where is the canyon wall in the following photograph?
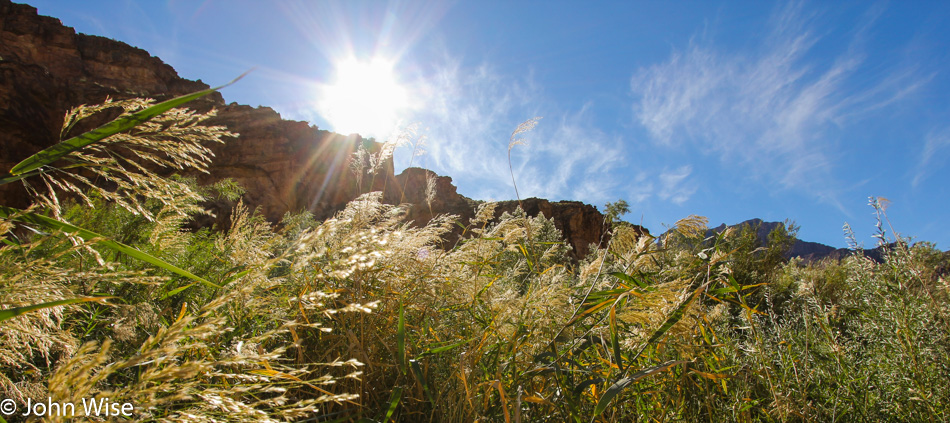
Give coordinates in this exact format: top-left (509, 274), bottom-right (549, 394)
top-left (0, 0), bottom-right (380, 224)
top-left (0, 0), bottom-right (639, 259)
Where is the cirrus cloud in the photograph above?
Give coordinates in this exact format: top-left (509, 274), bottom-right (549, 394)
top-left (630, 1), bottom-right (928, 206)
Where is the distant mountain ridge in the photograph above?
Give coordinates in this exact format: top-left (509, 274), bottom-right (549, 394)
top-left (708, 218), bottom-right (889, 262)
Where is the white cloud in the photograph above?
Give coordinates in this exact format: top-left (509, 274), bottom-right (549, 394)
top-left (395, 58), bottom-right (535, 200)
top-left (914, 127), bottom-right (950, 187)
top-left (620, 167), bottom-right (696, 207)
top-left (627, 172), bottom-right (654, 204)
top-left (398, 57), bottom-right (627, 205)
top-left (630, 1), bottom-right (927, 203)
top-left (657, 166), bottom-right (696, 206)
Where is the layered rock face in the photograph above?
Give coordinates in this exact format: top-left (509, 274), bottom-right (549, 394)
top-left (0, 0), bottom-right (383, 224)
top-left (0, 0), bottom-right (638, 259)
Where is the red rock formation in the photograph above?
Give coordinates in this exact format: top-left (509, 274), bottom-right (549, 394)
top-left (0, 0), bottom-right (647, 259)
top-left (389, 168), bottom-right (649, 259)
top-left (493, 198), bottom-right (610, 259)
top-left (0, 0), bottom-right (380, 224)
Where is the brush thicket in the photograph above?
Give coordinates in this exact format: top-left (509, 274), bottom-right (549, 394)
top-left (2, 98), bottom-right (948, 422)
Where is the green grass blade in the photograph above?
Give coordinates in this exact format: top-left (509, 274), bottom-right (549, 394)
top-left (223, 269), bottom-right (251, 285)
top-left (382, 386), bottom-right (403, 422)
top-left (609, 305), bottom-right (623, 371)
top-left (567, 298), bottom-right (613, 325)
top-left (587, 284), bottom-right (701, 419)
top-left (609, 271), bottom-right (649, 289)
top-left (0, 206), bottom-right (219, 290)
top-left (159, 281), bottom-right (198, 300)
top-left (418, 337), bottom-right (471, 357)
top-left (572, 378), bottom-right (605, 396)
top-left (592, 377), bottom-right (633, 418)
top-left (409, 359), bottom-right (435, 403)
top-left (592, 360), bottom-right (685, 417)
top-left (1, 163), bottom-right (86, 186)
top-left (0, 169), bottom-right (43, 186)
top-left (9, 72), bottom-right (247, 175)
top-left (0, 296), bottom-right (113, 322)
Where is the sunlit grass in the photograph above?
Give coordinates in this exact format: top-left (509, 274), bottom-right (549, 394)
top-left (1, 95), bottom-right (948, 422)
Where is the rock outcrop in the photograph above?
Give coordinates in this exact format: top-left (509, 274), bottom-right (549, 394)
top-left (0, 0), bottom-right (634, 259)
top-left (0, 0), bottom-right (385, 224)
top-left (492, 198), bottom-right (614, 259)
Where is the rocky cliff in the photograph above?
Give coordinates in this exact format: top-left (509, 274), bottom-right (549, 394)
top-left (389, 166), bottom-right (632, 258)
top-left (0, 0), bottom-right (632, 259)
top-left (0, 0), bottom-right (385, 223)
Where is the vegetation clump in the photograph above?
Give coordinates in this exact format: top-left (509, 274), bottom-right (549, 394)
top-left (1, 94), bottom-right (948, 422)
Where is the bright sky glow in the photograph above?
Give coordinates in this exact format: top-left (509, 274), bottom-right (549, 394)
top-left (23, 1), bottom-right (950, 249)
top-left (317, 58), bottom-right (409, 137)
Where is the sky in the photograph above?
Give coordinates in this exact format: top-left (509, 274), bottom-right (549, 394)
top-left (25, 0), bottom-right (950, 249)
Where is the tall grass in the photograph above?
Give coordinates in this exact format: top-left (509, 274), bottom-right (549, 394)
top-left (1, 94), bottom-right (948, 422)
top-left (0, 94), bottom-right (366, 422)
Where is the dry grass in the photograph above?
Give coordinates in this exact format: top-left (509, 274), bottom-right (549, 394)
top-left (2, 97), bottom-right (948, 422)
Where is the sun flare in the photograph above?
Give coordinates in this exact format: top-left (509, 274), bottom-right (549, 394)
top-left (318, 57), bottom-right (409, 138)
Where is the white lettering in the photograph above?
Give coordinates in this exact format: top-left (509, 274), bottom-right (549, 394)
top-left (82, 397), bottom-right (104, 415)
top-left (12, 397), bottom-right (131, 417)
top-left (21, 397), bottom-right (31, 416)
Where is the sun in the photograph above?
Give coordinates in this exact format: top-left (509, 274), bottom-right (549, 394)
top-left (317, 57), bottom-right (410, 138)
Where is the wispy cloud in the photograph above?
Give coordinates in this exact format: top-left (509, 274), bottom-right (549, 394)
top-left (398, 57), bottom-right (537, 200)
top-left (401, 56), bottom-right (627, 205)
top-left (630, 1), bottom-right (926, 206)
top-left (913, 127), bottom-right (950, 188)
top-left (514, 105), bottom-right (626, 203)
top-left (627, 172), bottom-right (654, 204)
top-left (621, 166), bottom-right (696, 206)
top-left (657, 166), bottom-right (696, 205)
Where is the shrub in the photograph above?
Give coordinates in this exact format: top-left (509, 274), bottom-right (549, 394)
top-left (1, 92), bottom-right (947, 422)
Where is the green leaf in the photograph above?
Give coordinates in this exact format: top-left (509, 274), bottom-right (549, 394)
top-left (566, 298), bottom-right (613, 325)
top-left (609, 271), bottom-right (649, 289)
top-left (709, 285), bottom-right (739, 296)
top-left (609, 305), bottom-right (623, 371)
top-left (223, 269), bottom-right (251, 285)
top-left (9, 72), bottom-right (248, 176)
top-left (417, 337), bottom-right (471, 357)
top-left (409, 359), bottom-right (434, 403)
top-left (1, 164), bottom-right (87, 187)
top-left (0, 296), bottom-right (113, 322)
top-left (587, 284), bottom-right (703, 417)
top-left (0, 206), bottom-right (219, 290)
top-left (0, 170), bottom-right (40, 186)
top-left (382, 387), bottom-right (402, 422)
top-left (586, 287), bottom-right (632, 301)
top-left (159, 281), bottom-right (198, 300)
top-left (592, 360), bottom-right (685, 417)
top-left (473, 275), bottom-right (502, 300)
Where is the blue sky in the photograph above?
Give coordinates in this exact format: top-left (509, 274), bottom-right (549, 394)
top-left (26, 0), bottom-right (950, 249)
